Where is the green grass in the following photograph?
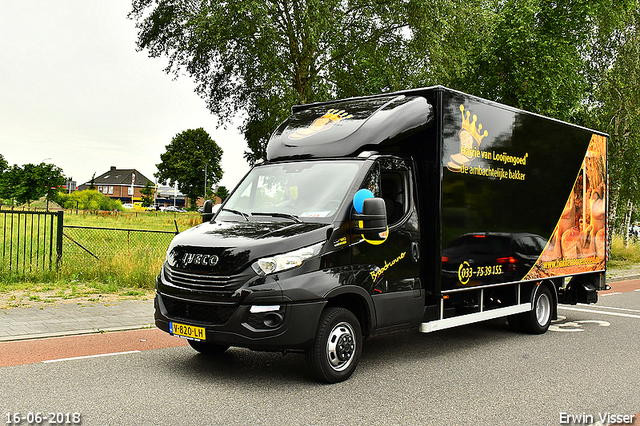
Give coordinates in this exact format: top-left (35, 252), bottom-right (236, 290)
top-left (0, 209), bottom-right (202, 294)
top-left (608, 234), bottom-right (640, 268)
top-left (64, 209), bottom-right (202, 230)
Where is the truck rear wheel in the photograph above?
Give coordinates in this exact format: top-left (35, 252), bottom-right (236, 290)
top-left (306, 307), bottom-right (362, 383)
top-left (521, 285), bottom-right (553, 334)
top-left (188, 340), bottom-right (229, 355)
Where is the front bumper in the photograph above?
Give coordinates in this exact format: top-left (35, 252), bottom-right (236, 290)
top-left (154, 291), bottom-right (325, 351)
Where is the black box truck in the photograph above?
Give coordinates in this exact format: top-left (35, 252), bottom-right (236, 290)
top-left (155, 86), bottom-right (608, 382)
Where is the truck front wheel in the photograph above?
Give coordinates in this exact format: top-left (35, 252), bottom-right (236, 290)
top-left (522, 285), bottom-right (553, 334)
top-left (306, 307), bottom-right (362, 383)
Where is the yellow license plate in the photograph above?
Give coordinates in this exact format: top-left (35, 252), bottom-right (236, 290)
top-left (170, 322), bottom-right (206, 341)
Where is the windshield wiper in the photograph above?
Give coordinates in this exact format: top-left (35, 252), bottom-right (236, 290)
top-left (251, 212), bottom-right (302, 223)
top-left (221, 208), bottom-right (249, 221)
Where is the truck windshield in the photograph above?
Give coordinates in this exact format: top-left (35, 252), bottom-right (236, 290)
top-left (218, 161), bottom-right (362, 222)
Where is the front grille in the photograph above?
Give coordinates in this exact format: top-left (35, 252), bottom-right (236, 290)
top-left (163, 264), bottom-right (248, 291)
top-left (161, 295), bottom-right (237, 325)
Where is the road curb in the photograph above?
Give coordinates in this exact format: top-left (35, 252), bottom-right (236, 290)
top-left (0, 324), bottom-right (156, 343)
top-left (607, 274), bottom-right (640, 283)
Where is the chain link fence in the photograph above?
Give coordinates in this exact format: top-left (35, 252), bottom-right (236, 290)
top-left (62, 225), bottom-right (176, 261)
top-left (60, 225), bottom-right (177, 287)
top-left (0, 208), bottom-right (181, 287)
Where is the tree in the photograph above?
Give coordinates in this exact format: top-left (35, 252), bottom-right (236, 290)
top-left (0, 164), bottom-right (20, 204)
top-left (156, 128), bottom-right (223, 208)
top-left (130, 0), bottom-right (439, 163)
top-left (140, 180), bottom-right (155, 207)
top-left (456, 0), bottom-right (636, 122)
top-left (38, 163), bottom-right (67, 208)
top-left (215, 186), bottom-right (230, 203)
top-left (0, 162), bottom-right (66, 207)
top-left (88, 172), bottom-right (96, 191)
top-left (591, 6), bottom-right (640, 241)
top-left (0, 154), bottom-right (7, 174)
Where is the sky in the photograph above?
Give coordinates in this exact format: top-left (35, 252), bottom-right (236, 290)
top-left (0, 0), bottom-right (250, 190)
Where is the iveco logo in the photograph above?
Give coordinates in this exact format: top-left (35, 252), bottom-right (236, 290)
top-left (182, 253), bottom-right (219, 267)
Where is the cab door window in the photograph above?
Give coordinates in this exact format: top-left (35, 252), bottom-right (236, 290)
top-left (359, 158), bottom-right (409, 225)
top-left (379, 158), bottom-right (409, 225)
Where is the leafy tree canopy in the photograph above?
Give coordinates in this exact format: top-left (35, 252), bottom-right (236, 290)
top-left (215, 185), bottom-right (230, 203)
top-left (591, 7), bottom-right (640, 233)
top-left (0, 162), bottom-right (66, 206)
top-left (156, 128), bottom-right (223, 207)
top-left (130, 0), bottom-right (438, 163)
top-left (455, 0), bottom-right (636, 122)
top-left (140, 180), bottom-right (155, 207)
top-left (130, 0), bottom-right (634, 161)
top-left (0, 154), bottom-right (8, 174)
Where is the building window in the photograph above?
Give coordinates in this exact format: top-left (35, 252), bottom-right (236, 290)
top-left (98, 186), bottom-right (102, 192)
top-left (128, 187), bottom-right (133, 196)
top-left (109, 186), bottom-right (113, 195)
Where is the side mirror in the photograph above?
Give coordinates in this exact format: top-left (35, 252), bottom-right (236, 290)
top-left (352, 197), bottom-right (388, 241)
top-left (202, 199), bottom-right (214, 222)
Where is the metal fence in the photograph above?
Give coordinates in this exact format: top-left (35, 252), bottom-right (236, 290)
top-left (1, 209), bottom-right (177, 280)
top-left (0, 210), bottom-right (63, 274)
top-left (62, 225), bottom-right (176, 262)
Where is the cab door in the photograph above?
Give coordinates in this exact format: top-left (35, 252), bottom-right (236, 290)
top-left (351, 157), bottom-right (422, 329)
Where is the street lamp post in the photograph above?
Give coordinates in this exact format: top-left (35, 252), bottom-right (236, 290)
top-left (204, 162), bottom-right (208, 199)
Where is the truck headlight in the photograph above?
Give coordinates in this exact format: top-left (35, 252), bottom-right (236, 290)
top-left (252, 242), bottom-right (324, 276)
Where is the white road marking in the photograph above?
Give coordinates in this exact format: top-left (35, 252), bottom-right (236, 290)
top-left (559, 306), bottom-right (640, 319)
top-left (550, 319), bottom-right (610, 332)
top-left (42, 350), bottom-right (141, 363)
top-left (579, 305), bottom-right (640, 314)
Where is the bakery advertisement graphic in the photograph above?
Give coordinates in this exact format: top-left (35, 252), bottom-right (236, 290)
top-left (525, 134), bottom-right (607, 279)
top-left (447, 105), bottom-right (528, 181)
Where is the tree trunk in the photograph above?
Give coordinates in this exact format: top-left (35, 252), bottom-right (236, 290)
top-left (624, 199), bottom-right (633, 248)
top-left (609, 182), bottom-right (619, 235)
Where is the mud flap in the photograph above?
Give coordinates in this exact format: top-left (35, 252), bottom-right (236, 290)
top-left (558, 275), bottom-right (600, 305)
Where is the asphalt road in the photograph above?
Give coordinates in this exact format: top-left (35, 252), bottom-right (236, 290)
top-left (2, 287), bottom-right (639, 426)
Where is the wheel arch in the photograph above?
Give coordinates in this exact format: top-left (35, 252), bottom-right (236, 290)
top-left (324, 286), bottom-right (376, 338)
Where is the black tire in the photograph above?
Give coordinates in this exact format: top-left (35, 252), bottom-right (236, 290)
top-left (306, 307), bottom-right (362, 383)
top-left (521, 285), bottom-right (553, 334)
top-left (187, 339), bottom-right (230, 355)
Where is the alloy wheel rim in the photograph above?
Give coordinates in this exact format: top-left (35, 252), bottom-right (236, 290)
top-left (536, 292), bottom-right (551, 326)
top-left (326, 321), bottom-right (356, 372)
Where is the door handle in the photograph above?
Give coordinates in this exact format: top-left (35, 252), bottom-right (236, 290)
top-left (411, 242), bottom-right (419, 262)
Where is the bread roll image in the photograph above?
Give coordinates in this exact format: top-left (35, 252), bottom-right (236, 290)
top-left (596, 228), bottom-right (606, 260)
top-left (561, 227), bottom-right (580, 259)
top-left (577, 224), bottom-right (594, 258)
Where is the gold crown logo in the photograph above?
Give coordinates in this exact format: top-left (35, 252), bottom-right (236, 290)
top-left (322, 109), bottom-right (353, 122)
top-left (460, 105), bottom-right (488, 144)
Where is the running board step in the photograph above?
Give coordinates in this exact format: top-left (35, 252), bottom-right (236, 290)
top-left (419, 303), bottom-right (532, 333)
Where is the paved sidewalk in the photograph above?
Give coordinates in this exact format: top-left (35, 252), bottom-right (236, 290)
top-left (1, 266), bottom-right (639, 343)
top-left (0, 299), bottom-right (154, 342)
top-left (605, 264), bottom-right (640, 282)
